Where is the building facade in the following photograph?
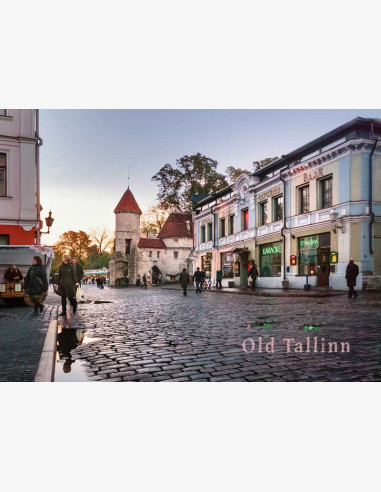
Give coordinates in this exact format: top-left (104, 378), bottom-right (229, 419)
top-left (193, 117), bottom-right (381, 290)
top-left (109, 187), bottom-right (193, 286)
top-left (0, 109), bottom-right (42, 245)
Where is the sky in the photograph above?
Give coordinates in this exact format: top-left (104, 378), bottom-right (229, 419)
top-left (39, 109), bottom-right (381, 245)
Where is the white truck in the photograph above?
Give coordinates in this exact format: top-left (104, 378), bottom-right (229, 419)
top-left (0, 245), bottom-right (54, 306)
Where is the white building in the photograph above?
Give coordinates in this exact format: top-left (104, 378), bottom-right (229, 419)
top-left (0, 109), bottom-right (42, 245)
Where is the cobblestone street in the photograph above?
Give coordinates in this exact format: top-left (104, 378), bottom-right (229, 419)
top-left (1, 285), bottom-right (381, 381)
top-left (51, 285), bottom-right (381, 382)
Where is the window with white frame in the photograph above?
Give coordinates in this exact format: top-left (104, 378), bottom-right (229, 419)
top-left (0, 154), bottom-right (6, 196)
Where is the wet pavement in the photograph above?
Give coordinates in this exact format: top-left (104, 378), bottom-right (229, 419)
top-left (1, 284), bottom-right (381, 382)
top-left (53, 284), bottom-right (381, 382)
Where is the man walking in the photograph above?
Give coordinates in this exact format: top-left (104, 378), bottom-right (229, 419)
top-left (179, 268), bottom-right (190, 296)
top-left (72, 257), bottom-right (84, 286)
top-left (194, 267), bottom-right (203, 294)
top-left (346, 258), bottom-right (359, 298)
top-left (216, 269), bottom-right (223, 289)
top-left (141, 273), bottom-right (147, 289)
top-left (249, 262), bottom-right (259, 290)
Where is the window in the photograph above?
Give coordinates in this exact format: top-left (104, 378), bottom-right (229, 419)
top-left (220, 252), bottom-right (233, 278)
top-left (174, 239), bottom-right (178, 243)
top-left (319, 176), bottom-right (332, 209)
top-left (0, 110), bottom-right (6, 116)
top-left (259, 201), bottom-right (268, 226)
top-left (241, 208), bottom-right (249, 231)
top-left (125, 239), bottom-right (131, 254)
top-left (201, 225), bottom-right (206, 243)
top-left (273, 195), bottom-right (283, 222)
top-left (149, 251), bottom-right (152, 258)
top-left (157, 251), bottom-right (160, 258)
top-left (207, 222), bottom-right (213, 241)
top-left (220, 218), bottom-right (226, 238)
top-left (174, 251), bottom-right (178, 259)
top-left (0, 154), bottom-right (6, 196)
top-left (298, 185), bottom-right (309, 214)
top-left (260, 243), bottom-right (282, 277)
top-left (228, 215), bottom-right (235, 235)
top-left (0, 235), bottom-right (9, 245)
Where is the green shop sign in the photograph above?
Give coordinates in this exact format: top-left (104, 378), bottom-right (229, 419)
top-left (299, 236), bottom-right (318, 249)
top-left (262, 244), bottom-right (282, 255)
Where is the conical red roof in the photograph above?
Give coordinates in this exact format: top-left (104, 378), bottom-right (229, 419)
top-left (114, 187), bottom-right (142, 214)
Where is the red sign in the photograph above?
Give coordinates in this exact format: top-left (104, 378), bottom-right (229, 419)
top-left (290, 255), bottom-right (297, 266)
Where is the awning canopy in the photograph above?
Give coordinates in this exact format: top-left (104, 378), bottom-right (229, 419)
top-left (229, 247), bottom-right (249, 254)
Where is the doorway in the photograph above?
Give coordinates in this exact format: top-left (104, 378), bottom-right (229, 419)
top-left (317, 247), bottom-right (330, 287)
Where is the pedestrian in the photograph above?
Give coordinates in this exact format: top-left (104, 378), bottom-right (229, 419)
top-left (24, 256), bottom-right (48, 316)
top-left (141, 273), bottom-right (147, 289)
top-left (56, 254), bottom-right (79, 316)
top-left (216, 269), bottom-right (223, 289)
top-left (96, 276), bottom-right (101, 288)
top-left (158, 273), bottom-right (162, 284)
top-left (249, 262), bottom-right (259, 290)
top-left (72, 257), bottom-right (84, 286)
top-left (200, 269), bottom-right (206, 289)
top-left (92, 276), bottom-right (95, 285)
top-left (194, 267), bottom-right (203, 293)
top-left (136, 274), bottom-right (141, 287)
top-left (179, 268), bottom-right (190, 296)
top-left (346, 258), bottom-right (359, 299)
top-left (4, 264), bottom-right (23, 282)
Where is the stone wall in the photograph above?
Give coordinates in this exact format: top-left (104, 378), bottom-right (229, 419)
top-left (362, 274), bottom-right (381, 291)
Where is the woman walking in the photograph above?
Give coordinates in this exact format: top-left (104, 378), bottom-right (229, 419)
top-left (57, 254), bottom-right (79, 316)
top-left (24, 256), bottom-right (48, 316)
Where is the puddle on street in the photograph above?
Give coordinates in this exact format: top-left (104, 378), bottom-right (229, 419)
top-left (54, 327), bottom-right (94, 382)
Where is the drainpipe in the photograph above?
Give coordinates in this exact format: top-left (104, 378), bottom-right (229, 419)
top-left (369, 123), bottom-right (378, 256)
top-left (280, 164), bottom-right (291, 281)
top-left (35, 109), bottom-right (43, 245)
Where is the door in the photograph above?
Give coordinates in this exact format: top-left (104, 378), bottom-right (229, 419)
top-left (317, 247), bottom-right (330, 287)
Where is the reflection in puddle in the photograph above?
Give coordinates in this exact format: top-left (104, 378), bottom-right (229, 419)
top-left (55, 327), bottom-right (91, 382)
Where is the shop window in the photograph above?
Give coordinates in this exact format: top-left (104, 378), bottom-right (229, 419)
top-left (298, 235), bottom-right (318, 275)
top-left (207, 222), bottom-right (213, 241)
top-left (125, 239), bottom-right (131, 254)
top-left (220, 252), bottom-right (233, 278)
top-left (220, 218), bottom-right (226, 238)
top-left (0, 154), bottom-right (6, 197)
top-left (319, 176), bottom-right (332, 209)
top-left (259, 201), bottom-right (268, 226)
top-left (200, 225), bottom-right (206, 243)
top-left (228, 215), bottom-right (235, 235)
top-left (298, 185), bottom-right (309, 214)
top-left (201, 253), bottom-right (212, 273)
top-left (273, 195), bottom-right (283, 222)
top-left (174, 251), bottom-right (178, 259)
top-left (241, 208), bottom-right (249, 231)
top-left (260, 243), bottom-right (282, 277)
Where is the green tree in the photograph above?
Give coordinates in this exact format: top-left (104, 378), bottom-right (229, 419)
top-left (253, 157), bottom-right (279, 172)
top-left (225, 165), bottom-right (251, 184)
top-left (152, 153), bottom-right (228, 211)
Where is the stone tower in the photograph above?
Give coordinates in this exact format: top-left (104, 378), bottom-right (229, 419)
top-left (109, 187), bottom-right (142, 286)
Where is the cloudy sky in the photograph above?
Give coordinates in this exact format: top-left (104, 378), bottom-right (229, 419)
top-left (40, 109), bottom-right (381, 244)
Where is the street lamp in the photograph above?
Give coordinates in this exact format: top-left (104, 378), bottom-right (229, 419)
top-left (40, 210), bottom-right (55, 235)
top-left (329, 209), bottom-right (345, 234)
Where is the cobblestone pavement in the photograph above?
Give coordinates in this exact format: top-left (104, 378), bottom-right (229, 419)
top-left (54, 284), bottom-right (381, 382)
top-left (0, 300), bottom-right (58, 382)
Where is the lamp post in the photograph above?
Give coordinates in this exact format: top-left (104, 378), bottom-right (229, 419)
top-left (330, 209), bottom-right (345, 233)
top-left (40, 210), bottom-right (55, 235)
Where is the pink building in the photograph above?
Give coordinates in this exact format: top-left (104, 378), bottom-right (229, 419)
top-left (0, 109), bottom-right (43, 245)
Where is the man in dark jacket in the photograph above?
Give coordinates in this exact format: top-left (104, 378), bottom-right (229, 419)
top-left (249, 262), bottom-right (259, 290)
top-left (179, 268), bottom-right (190, 296)
top-left (72, 257), bottom-right (84, 285)
top-left (24, 256), bottom-right (48, 315)
top-left (194, 267), bottom-right (203, 294)
top-left (216, 270), bottom-right (223, 289)
top-left (346, 258), bottom-right (359, 298)
top-left (141, 273), bottom-right (147, 289)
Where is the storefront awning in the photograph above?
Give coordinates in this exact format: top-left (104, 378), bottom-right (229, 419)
top-left (229, 247), bottom-right (249, 254)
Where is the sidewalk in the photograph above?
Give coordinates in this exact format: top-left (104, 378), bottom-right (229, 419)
top-left (0, 297), bottom-right (59, 382)
top-left (160, 283), bottom-right (376, 298)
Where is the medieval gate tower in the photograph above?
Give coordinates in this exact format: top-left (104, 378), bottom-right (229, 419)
top-left (109, 187), bottom-right (142, 286)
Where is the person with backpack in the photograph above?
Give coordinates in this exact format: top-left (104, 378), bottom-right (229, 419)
top-left (24, 256), bottom-right (48, 316)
